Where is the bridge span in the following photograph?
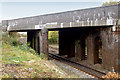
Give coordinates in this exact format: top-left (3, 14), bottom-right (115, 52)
top-left (2, 4), bottom-right (120, 74)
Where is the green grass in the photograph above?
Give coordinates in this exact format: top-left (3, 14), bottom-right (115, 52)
top-left (2, 43), bottom-right (69, 78)
top-left (2, 44), bottom-right (40, 64)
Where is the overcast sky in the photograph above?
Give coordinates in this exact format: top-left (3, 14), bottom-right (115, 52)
top-left (0, 0), bottom-right (119, 2)
top-left (0, 0), bottom-right (120, 20)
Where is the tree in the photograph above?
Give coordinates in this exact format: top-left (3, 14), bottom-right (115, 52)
top-left (102, 0), bottom-right (119, 6)
top-left (48, 31), bottom-right (59, 44)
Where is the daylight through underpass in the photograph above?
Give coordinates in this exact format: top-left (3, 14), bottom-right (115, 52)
top-left (48, 31), bottom-right (59, 55)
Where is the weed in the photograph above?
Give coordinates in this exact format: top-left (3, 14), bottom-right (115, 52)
top-left (102, 67), bottom-right (120, 79)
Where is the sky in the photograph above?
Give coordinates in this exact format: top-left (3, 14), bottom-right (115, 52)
top-left (0, 0), bottom-right (120, 20)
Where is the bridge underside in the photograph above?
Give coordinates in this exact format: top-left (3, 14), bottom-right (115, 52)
top-left (25, 26), bottom-right (120, 73)
top-left (59, 26), bottom-right (120, 73)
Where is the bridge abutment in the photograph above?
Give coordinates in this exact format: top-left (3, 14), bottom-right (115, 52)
top-left (100, 27), bottom-right (120, 73)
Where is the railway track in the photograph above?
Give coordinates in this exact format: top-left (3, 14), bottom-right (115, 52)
top-left (48, 53), bottom-right (106, 79)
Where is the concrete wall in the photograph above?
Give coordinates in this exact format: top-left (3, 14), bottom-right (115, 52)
top-left (101, 28), bottom-right (120, 73)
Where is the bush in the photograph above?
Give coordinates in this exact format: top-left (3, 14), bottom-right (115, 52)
top-left (102, 0), bottom-right (119, 6)
top-left (20, 43), bottom-right (36, 54)
top-left (2, 32), bottom-right (36, 54)
top-left (2, 32), bottom-right (45, 59)
top-left (2, 32), bottom-right (19, 46)
top-left (10, 37), bottom-right (18, 46)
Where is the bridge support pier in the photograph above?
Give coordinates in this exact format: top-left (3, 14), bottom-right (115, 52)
top-left (87, 34), bottom-right (95, 65)
top-left (87, 32), bottom-right (101, 65)
top-left (41, 28), bottom-right (48, 58)
top-left (75, 38), bottom-right (85, 61)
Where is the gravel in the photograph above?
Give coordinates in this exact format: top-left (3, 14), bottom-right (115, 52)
top-left (53, 60), bottom-right (96, 78)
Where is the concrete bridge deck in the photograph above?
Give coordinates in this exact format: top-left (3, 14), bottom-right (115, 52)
top-left (1, 4), bottom-right (120, 31)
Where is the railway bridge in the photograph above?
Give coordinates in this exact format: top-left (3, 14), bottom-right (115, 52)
top-left (2, 4), bottom-right (120, 74)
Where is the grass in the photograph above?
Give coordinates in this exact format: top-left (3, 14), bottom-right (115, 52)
top-left (2, 44), bottom-right (38, 64)
top-left (1, 43), bottom-right (69, 78)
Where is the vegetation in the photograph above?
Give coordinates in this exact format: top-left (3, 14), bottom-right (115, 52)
top-left (102, 71), bottom-right (120, 79)
top-left (2, 43), bottom-right (67, 78)
top-left (102, 0), bottom-right (119, 6)
top-left (48, 31), bottom-right (59, 44)
top-left (2, 32), bottom-right (19, 46)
